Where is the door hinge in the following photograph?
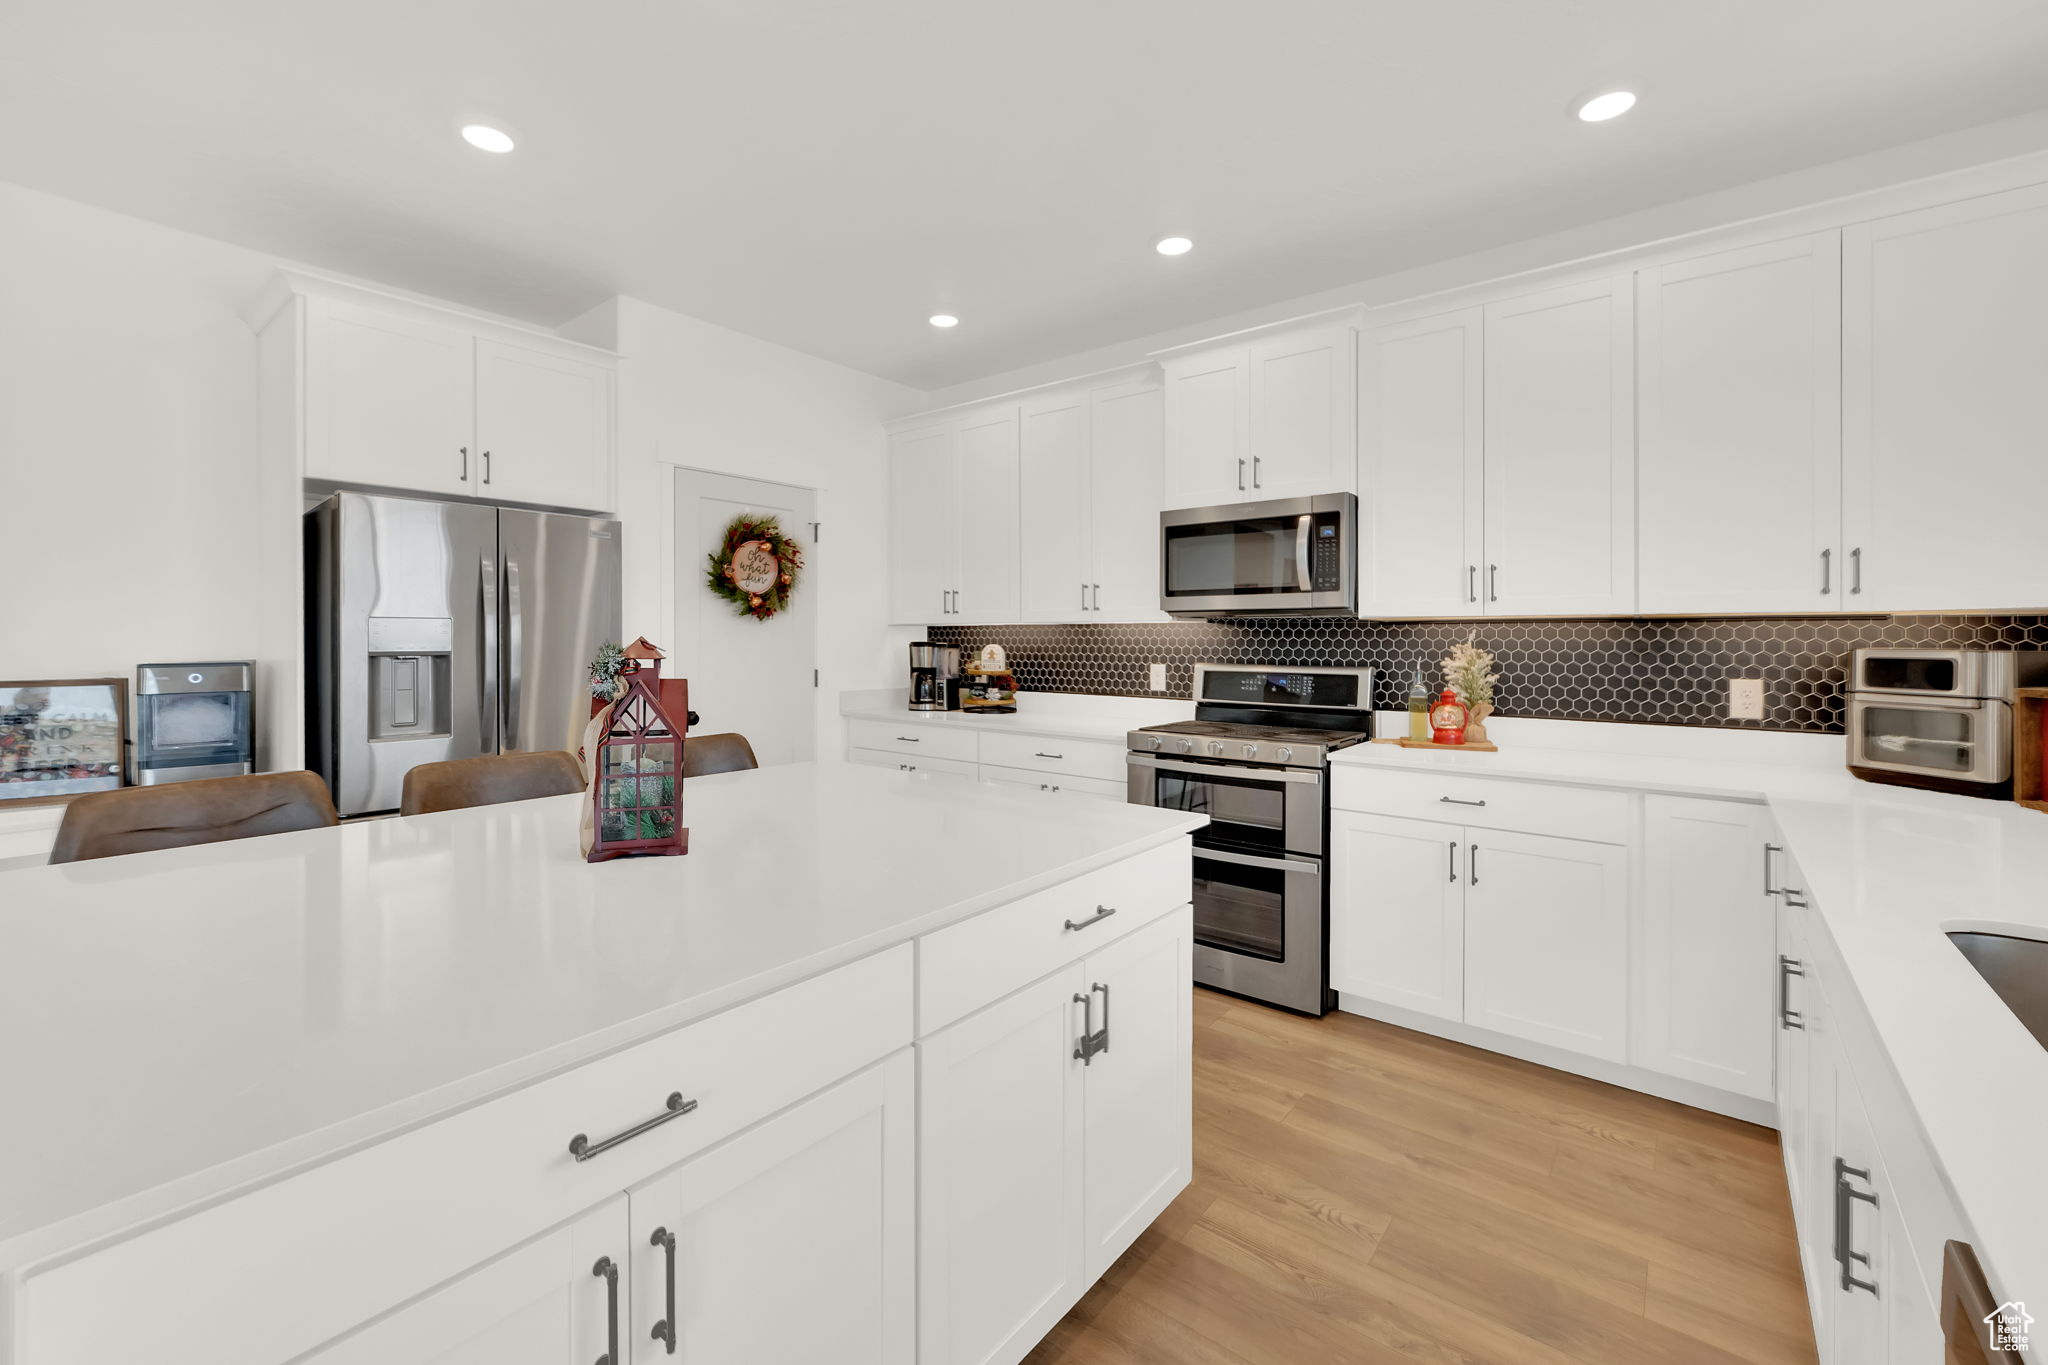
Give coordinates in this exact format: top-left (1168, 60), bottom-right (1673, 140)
top-left (813, 668), bottom-right (819, 688)
top-left (809, 520), bottom-right (821, 544)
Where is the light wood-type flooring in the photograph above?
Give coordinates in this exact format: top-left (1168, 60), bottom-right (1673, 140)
top-left (1025, 989), bottom-right (1818, 1365)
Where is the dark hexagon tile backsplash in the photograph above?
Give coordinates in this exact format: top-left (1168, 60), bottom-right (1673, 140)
top-left (924, 615), bottom-right (2048, 734)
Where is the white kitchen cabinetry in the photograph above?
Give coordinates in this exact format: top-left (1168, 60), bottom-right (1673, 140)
top-left (1637, 234), bottom-right (1843, 614)
top-left (1636, 796), bottom-right (1778, 1100)
top-left (885, 406), bottom-right (1021, 624)
top-left (1162, 319), bottom-right (1357, 509)
top-left (1357, 309), bottom-right (1485, 618)
top-left (1018, 374), bottom-right (1166, 623)
top-left (1482, 276), bottom-right (1635, 615)
top-left (1329, 810), bottom-right (1464, 1022)
top-left (296, 290), bottom-right (615, 512)
top-left (302, 1197), bottom-right (626, 1365)
top-left (918, 907), bottom-right (1192, 1365)
top-left (626, 1051), bottom-right (915, 1365)
top-left (1843, 181), bottom-right (2048, 612)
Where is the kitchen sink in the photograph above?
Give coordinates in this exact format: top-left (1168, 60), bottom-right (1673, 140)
top-left (1948, 932), bottom-right (2048, 1050)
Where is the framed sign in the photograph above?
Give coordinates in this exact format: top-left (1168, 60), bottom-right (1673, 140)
top-left (0, 679), bottom-right (129, 805)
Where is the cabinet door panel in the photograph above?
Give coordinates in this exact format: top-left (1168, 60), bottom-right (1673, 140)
top-left (1247, 323), bottom-right (1356, 498)
top-left (954, 407), bottom-right (1021, 622)
top-left (919, 965), bottom-right (1087, 1365)
top-left (1019, 391), bottom-right (1092, 622)
top-left (1637, 796), bottom-right (1776, 1099)
top-left (304, 1199), bottom-right (625, 1365)
top-left (1081, 907), bottom-right (1193, 1281)
top-left (1638, 234), bottom-right (1841, 614)
top-left (887, 425), bottom-right (957, 624)
top-left (306, 299), bottom-right (473, 495)
top-left (1463, 830), bottom-right (1628, 1062)
top-left (1163, 350), bottom-right (1249, 509)
top-left (1359, 310), bottom-right (1484, 617)
top-left (1482, 277), bottom-right (1635, 615)
top-left (1843, 182), bottom-right (2048, 612)
top-left (1088, 379), bottom-right (1166, 620)
top-left (473, 339), bottom-right (611, 511)
top-left (1329, 810), bottom-right (1464, 1021)
top-left (628, 1052), bottom-right (915, 1365)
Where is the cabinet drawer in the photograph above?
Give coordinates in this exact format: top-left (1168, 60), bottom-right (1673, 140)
top-left (919, 840), bottom-right (1190, 1034)
top-left (976, 731), bottom-right (1129, 782)
top-left (20, 947), bottom-right (913, 1365)
top-left (849, 747), bottom-right (979, 779)
top-left (846, 718), bottom-right (979, 763)
top-left (980, 764), bottom-right (1128, 802)
top-left (1331, 766), bottom-right (1631, 845)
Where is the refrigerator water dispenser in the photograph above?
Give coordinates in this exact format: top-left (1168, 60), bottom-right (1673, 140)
top-left (368, 617), bottom-right (452, 741)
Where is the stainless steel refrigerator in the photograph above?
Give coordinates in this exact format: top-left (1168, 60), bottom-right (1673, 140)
top-left (305, 491), bottom-right (622, 816)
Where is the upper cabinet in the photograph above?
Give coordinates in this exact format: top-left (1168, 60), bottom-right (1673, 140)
top-left (274, 275), bottom-right (616, 513)
top-left (1843, 182), bottom-right (2048, 612)
top-left (1162, 318), bottom-right (1357, 509)
top-left (1482, 276), bottom-right (1635, 616)
top-left (1638, 234), bottom-right (1842, 614)
top-left (1018, 372), bottom-right (1166, 623)
top-left (884, 405), bottom-right (1021, 625)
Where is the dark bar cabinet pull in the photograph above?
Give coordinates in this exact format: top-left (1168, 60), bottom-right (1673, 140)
top-left (568, 1092), bottom-right (699, 1162)
top-left (1763, 843), bottom-right (1783, 895)
top-left (592, 1255), bottom-right (620, 1365)
top-left (1833, 1157), bottom-right (1881, 1296)
top-left (1448, 840), bottom-right (1459, 883)
top-left (1778, 956), bottom-right (1805, 1030)
top-left (1063, 905), bottom-right (1117, 932)
top-left (650, 1226), bottom-right (678, 1354)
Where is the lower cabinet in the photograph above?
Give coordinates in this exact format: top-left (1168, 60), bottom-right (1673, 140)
top-left (303, 1199), bottom-right (627, 1365)
top-left (626, 1050), bottom-right (916, 1364)
top-left (847, 746), bottom-right (979, 778)
top-left (1330, 810), bottom-right (1626, 1063)
top-left (979, 764), bottom-right (1126, 802)
top-left (917, 908), bottom-right (1192, 1365)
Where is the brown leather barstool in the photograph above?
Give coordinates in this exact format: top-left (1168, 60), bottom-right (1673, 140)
top-left (400, 750), bottom-right (587, 816)
top-left (49, 771), bottom-right (339, 864)
top-left (683, 733), bottom-right (758, 778)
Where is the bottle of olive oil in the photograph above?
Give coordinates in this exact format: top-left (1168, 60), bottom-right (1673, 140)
top-left (1406, 666), bottom-right (1431, 741)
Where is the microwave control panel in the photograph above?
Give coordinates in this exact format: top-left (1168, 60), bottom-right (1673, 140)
top-left (1310, 514), bottom-right (1344, 591)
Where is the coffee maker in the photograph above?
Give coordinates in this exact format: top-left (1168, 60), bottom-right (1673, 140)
top-left (908, 642), bottom-right (962, 712)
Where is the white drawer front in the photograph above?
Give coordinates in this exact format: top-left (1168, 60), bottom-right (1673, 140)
top-left (20, 947), bottom-right (913, 1365)
top-left (846, 718), bottom-right (979, 763)
top-left (979, 765), bottom-right (1127, 802)
top-left (850, 748), bottom-right (978, 779)
top-left (919, 839), bottom-right (1191, 1035)
top-left (976, 732), bottom-right (1129, 782)
top-left (1331, 766), bottom-right (1631, 845)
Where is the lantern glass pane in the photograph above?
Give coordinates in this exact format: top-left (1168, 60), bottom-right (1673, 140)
top-left (602, 745), bottom-right (636, 775)
top-left (640, 742), bottom-right (677, 773)
top-left (642, 809), bottom-right (676, 839)
top-left (640, 775), bottom-right (673, 807)
top-left (601, 810), bottom-right (630, 842)
top-left (603, 776), bottom-right (636, 809)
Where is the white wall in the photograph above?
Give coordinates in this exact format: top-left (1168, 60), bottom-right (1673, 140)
top-left (559, 297), bottom-right (926, 759)
top-left (0, 181), bottom-right (277, 682)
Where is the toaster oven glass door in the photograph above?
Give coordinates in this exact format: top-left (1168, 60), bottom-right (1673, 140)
top-left (1849, 697), bottom-right (2008, 783)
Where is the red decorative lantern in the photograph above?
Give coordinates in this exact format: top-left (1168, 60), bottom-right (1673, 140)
top-left (586, 637), bottom-right (689, 862)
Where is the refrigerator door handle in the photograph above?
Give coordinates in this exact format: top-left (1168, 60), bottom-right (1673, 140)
top-left (504, 558), bottom-right (524, 747)
top-left (480, 553), bottom-right (499, 753)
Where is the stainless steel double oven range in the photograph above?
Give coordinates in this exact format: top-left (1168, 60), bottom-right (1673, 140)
top-left (1126, 664), bottom-right (1375, 1015)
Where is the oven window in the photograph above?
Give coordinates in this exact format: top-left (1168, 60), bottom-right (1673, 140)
top-left (1860, 656), bottom-right (1956, 693)
top-left (1193, 856), bottom-right (1288, 962)
top-left (1164, 516), bottom-right (1305, 597)
top-left (1150, 768), bottom-right (1287, 853)
top-left (1861, 705), bottom-right (1976, 773)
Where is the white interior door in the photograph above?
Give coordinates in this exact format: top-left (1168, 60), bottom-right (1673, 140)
top-left (674, 468), bottom-right (818, 766)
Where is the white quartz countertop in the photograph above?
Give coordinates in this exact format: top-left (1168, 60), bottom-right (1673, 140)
top-left (0, 762), bottom-right (1203, 1267)
top-left (841, 690), bottom-right (1193, 744)
top-left (1336, 727), bottom-right (2048, 1301)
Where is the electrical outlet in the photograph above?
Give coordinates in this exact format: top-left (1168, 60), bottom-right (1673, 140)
top-left (1728, 678), bottom-right (1765, 721)
top-left (1148, 663), bottom-right (1167, 691)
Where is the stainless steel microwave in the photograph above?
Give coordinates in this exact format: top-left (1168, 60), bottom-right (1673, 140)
top-left (1159, 493), bottom-right (1358, 619)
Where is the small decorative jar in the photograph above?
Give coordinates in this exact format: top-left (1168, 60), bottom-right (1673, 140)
top-left (1429, 688), bottom-right (1469, 746)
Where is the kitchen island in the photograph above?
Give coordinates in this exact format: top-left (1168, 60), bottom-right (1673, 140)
top-left (0, 762), bottom-right (1203, 1365)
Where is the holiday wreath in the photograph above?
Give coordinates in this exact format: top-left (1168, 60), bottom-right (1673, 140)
top-left (705, 514), bottom-right (804, 620)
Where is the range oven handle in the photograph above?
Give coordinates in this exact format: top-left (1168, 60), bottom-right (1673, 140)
top-left (1194, 847), bottom-right (1321, 875)
top-left (1128, 753), bottom-right (1324, 785)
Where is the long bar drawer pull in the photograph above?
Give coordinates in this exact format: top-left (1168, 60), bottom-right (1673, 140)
top-left (592, 1256), bottom-right (620, 1365)
top-left (650, 1227), bottom-right (677, 1354)
top-left (1064, 905), bottom-right (1117, 932)
top-left (1833, 1158), bottom-right (1880, 1296)
top-left (568, 1092), bottom-right (699, 1162)
top-left (1438, 796), bottom-right (1487, 807)
top-left (895, 735), bottom-right (921, 742)
top-left (1034, 751), bottom-right (1065, 759)
top-left (1763, 843), bottom-right (1783, 895)
top-left (1778, 956), bottom-right (1805, 1030)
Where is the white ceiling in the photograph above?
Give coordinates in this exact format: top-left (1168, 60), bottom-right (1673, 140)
top-left (5, 1), bottom-right (2048, 390)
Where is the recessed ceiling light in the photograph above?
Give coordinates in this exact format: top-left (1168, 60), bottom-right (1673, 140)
top-left (1574, 91), bottom-right (1636, 123)
top-left (1155, 236), bottom-right (1194, 257)
top-left (929, 314), bottom-right (959, 328)
top-left (461, 124), bottom-right (516, 154)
